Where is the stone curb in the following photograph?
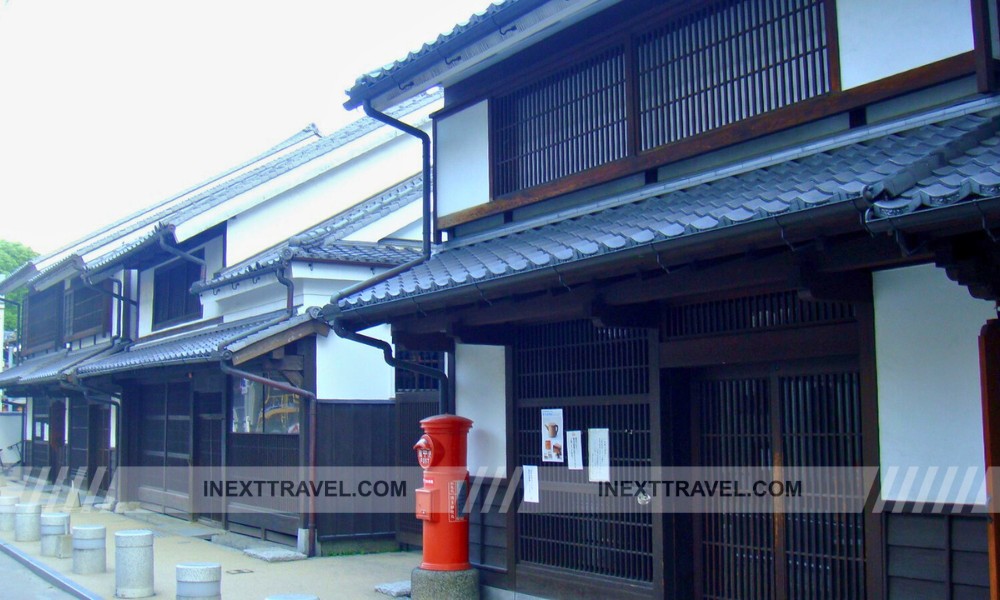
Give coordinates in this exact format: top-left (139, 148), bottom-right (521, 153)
top-left (0, 539), bottom-right (103, 600)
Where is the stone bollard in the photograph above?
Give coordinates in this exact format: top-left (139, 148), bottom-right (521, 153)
top-left (14, 502), bottom-right (41, 541)
top-left (40, 512), bottom-right (70, 556)
top-left (176, 563), bottom-right (222, 600)
top-left (0, 495), bottom-right (19, 531)
top-left (72, 524), bottom-right (106, 574)
top-left (264, 595), bottom-right (320, 600)
top-left (115, 530), bottom-right (154, 598)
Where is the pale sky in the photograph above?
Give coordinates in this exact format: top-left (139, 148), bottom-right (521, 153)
top-left (0, 0), bottom-right (494, 255)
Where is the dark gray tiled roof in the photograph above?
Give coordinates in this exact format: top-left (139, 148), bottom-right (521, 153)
top-left (223, 312), bottom-right (324, 355)
top-left (346, 0), bottom-right (530, 107)
top-left (339, 109), bottom-right (1000, 310)
top-left (870, 135), bottom-right (1000, 218)
top-left (200, 175), bottom-right (423, 289)
top-left (298, 241), bottom-right (422, 266)
top-left (82, 93), bottom-right (438, 277)
top-left (75, 314), bottom-right (280, 377)
top-left (0, 343), bottom-right (114, 389)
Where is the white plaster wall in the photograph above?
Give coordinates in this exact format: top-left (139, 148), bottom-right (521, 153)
top-left (436, 101), bottom-right (490, 220)
top-left (455, 344), bottom-right (507, 473)
top-left (315, 323), bottom-right (395, 401)
top-left (225, 135), bottom-right (423, 266)
top-left (137, 236), bottom-right (224, 338)
top-left (343, 201), bottom-right (423, 243)
top-left (838, 0), bottom-right (973, 90)
top-left (874, 264), bottom-right (995, 504)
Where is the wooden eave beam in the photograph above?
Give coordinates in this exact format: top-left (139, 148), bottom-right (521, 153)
top-left (660, 321), bottom-right (859, 368)
top-left (231, 320), bottom-right (329, 366)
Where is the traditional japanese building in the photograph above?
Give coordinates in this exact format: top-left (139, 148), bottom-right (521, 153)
top-left (324, 1), bottom-right (1000, 598)
top-left (0, 92), bottom-right (438, 552)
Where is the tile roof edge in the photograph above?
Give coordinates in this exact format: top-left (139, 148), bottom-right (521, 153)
top-left (445, 95), bottom-right (1000, 251)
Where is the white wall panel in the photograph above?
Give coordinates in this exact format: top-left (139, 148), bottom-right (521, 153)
top-left (436, 102), bottom-right (490, 220)
top-left (874, 264), bottom-right (994, 504)
top-left (838, 0), bottom-right (973, 90)
top-left (455, 343), bottom-right (507, 472)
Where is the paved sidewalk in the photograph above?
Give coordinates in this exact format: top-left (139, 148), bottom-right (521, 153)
top-left (0, 479), bottom-right (420, 599)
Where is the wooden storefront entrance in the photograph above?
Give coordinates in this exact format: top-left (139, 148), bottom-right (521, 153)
top-left (691, 359), bottom-right (865, 599)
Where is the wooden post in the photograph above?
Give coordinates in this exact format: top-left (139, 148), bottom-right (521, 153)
top-left (979, 318), bottom-right (1000, 599)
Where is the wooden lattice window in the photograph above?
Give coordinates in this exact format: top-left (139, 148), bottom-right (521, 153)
top-left (513, 321), bottom-right (656, 585)
top-left (395, 350), bottom-right (444, 392)
top-left (492, 46), bottom-right (628, 196)
top-left (152, 252), bottom-right (203, 329)
top-left (23, 285), bottom-right (62, 352)
top-left (64, 282), bottom-right (111, 341)
top-left (489, 0), bottom-right (830, 196)
top-left (664, 290), bottom-right (854, 338)
top-left (636, 0), bottom-right (829, 150)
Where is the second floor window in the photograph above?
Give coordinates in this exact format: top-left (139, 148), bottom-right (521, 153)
top-left (23, 285), bottom-right (62, 352)
top-left (152, 252), bottom-right (203, 329)
top-left (63, 282), bottom-right (111, 342)
top-left (491, 0), bottom-right (829, 196)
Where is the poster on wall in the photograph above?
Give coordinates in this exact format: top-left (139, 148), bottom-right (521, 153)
top-left (588, 428), bottom-right (610, 482)
top-left (541, 408), bottom-right (564, 463)
top-left (567, 431), bottom-right (583, 470)
top-left (523, 465), bottom-right (539, 503)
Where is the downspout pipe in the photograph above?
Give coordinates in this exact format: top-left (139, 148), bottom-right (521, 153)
top-left (212, 279), bottom-right (311, 551)
top-left (362, 100), bottom-right (431, 258)
top-left (323, 100), bottom-right (451, 414)
top-left (331, 319), bottom-right (450, 415)
top-left (219, 357), bottom-right (318, 557)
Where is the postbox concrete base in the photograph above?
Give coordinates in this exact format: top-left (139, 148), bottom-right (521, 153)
top-left (411, 567), bottom-right (479, 600)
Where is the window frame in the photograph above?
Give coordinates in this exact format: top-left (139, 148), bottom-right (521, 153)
top-left (151, 251), bottom-right (204, 331)
top-left (63, 280), bottom-right (112, 343)
top-left (488, 0), bottom-right (834, 199)
top-left (229, 374), bottom-right (302, 436)
top-left (23, 285), bottom-right (63, 354)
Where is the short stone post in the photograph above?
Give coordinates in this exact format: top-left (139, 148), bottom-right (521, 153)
top-left (14, 502), bottom-right (41, 541)
top-left (264, 595), bottom-right (320, 600)
top-left (176, 562), bottom-right (221, 600)
top-left (72, 524), bottom-right (106, 574)
top-left (0, 495), bottom-right (19, 531)
top-left (115, 529), bottom-right (154, 598)
top-left (40, 512), bottom-right (70, 556)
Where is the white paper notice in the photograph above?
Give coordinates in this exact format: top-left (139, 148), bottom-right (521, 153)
top-left (523, 465), bottom-right (539, 503)
top-left (588, 428), bottom-right (610, 482)
top-left (567, 431), bottom-right (583, 470)
top-left (540, 408), bottom-right (565, 463)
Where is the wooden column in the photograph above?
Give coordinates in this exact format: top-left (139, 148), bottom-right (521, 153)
top-left (980, 318), bottom-right (1000, 600)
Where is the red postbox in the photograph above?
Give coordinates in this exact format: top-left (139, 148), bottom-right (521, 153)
top-left (413, 414), bottom-right (473, 571)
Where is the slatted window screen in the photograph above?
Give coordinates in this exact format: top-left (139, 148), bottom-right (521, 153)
top-left (695, 368), bottom-right (865, 600)
top-left (395, 350), bottom-right (443, 392)
top-left (514, 321), bottom-right (655, 585)
top-left (781, 373), bottom-right (864, 600)
top-left (698, 378), bottom-right (776, 600)
top-left (515, 320), bottom-right (649, 399)
top-left (24, 286), bottom-right (62, 351)
top-left (636, 0), bottom-right (829, 150)
top-left (665, 291), bottom-right (855, 338)
top-left (489, 0), bottom-right (830, 196)
top-left (492, 46), bottom-right (628, 196)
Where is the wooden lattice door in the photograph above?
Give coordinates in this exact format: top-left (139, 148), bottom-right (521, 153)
top-left (694, 360), bottom-right (865, 600)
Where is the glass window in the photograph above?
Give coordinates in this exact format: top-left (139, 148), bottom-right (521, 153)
top-left (230, 376), bottom-right (300, 435)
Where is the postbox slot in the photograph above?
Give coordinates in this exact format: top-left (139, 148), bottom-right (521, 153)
top-left (415, 488), bottom-right (437, 522)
